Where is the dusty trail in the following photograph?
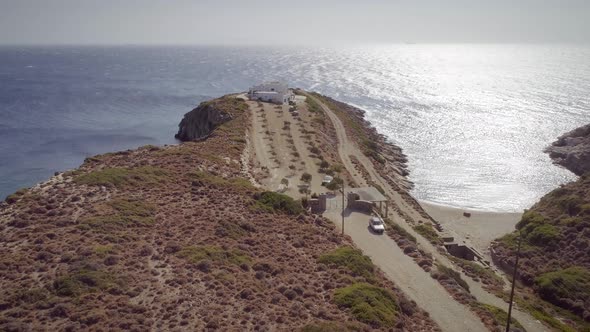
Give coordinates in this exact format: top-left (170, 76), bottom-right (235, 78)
top-left (306, 95), bottom-right (484, 331)
top-left (325, 207), bottom-right (487, 332)
top-left (309, 94), bottom-right (548, 332)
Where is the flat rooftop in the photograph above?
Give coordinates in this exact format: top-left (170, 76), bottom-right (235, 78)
top-left (251, 91), bottom-right (280, 94)
top-left (348, 187), bottom-right (387, 202)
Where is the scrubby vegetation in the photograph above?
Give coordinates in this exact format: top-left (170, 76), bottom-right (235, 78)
top-left (74, 166), bottom-right (168, 188)
top-left (305, 95), bottom-right (323, 114)
top-left (449, 256), bottom-right (504, 291)
top-left (513, 294), bottom-right (582, 332)
top-left (300, 321), bottom-right (361, 332)
top-left (333, 283), bottom-right (398, 328)
top-left (0, 94), bottom-right (439, 331)
top-left (4, 188), bottom-right (28, 204)
top-left (176, 245), bottom-right (251, 267)
top-left (253, 191), bottom-right (304, 215)
top-left (433, 264), bottom-right (470, 293)
top-left (414, 223), bottom-right (443, 246)
top-left (54, 266), bottom-right (124, 297)
top-left (535, 267), bottom-right (590, 316)
top-left (384, 218), bottom-right (417, 243)
top-left (190, 170), bottom-right (254, 191)
top-left (470, 302), bottom-right (524, 331)
top-left (492, 173), bottom-right (590, 326)
top-left (80, 198), bottom-right (156, 230)
top-left (318, 246), bottom-right (375, 281)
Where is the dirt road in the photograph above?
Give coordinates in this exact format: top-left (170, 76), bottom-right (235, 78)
top-left (324, 204), bottom-right (487, 332)
top-left (310, 94), bottom-right (548, 332)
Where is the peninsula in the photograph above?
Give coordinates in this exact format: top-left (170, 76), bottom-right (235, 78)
top-left (1, 87), bottom-right (585, 331)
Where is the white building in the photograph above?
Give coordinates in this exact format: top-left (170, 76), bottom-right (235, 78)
top-left (248, 81), bottom-right (294, 104)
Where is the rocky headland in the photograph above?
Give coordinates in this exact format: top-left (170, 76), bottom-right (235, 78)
top-left (491, 123), bottom-right (590, 329)
top-left (0, 95), bottom-right (438, 331)
top-left (174, 97), bottom-right (241, 141)
top-left (545, 123), bottom-right (590, 176)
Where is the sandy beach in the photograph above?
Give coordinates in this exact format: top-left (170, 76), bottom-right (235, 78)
top-left (420, 200), bottom-right (522, 256)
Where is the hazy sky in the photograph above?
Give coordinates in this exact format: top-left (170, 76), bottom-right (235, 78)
top-left (1, 0), bottom-right (589, 45)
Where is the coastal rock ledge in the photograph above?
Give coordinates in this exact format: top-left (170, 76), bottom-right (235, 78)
top-left (546, 123), bottom-right (590, 175)
top-left (175, 97), bottom-right (239, 141)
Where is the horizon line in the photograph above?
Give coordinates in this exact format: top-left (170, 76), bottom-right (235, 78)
top-left (1, 41), bottom-right (589, 48)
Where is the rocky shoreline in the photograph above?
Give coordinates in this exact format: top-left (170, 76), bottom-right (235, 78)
top-left (545, 123), bottom-right (590, 176)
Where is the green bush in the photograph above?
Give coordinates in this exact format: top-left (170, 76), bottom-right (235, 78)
top-left (215, 220), bottom-right (251, 239)
top-left (559, 216), bottom-right (583, 226)
top-left (94, 245), bottom-right (115, 257)
top-left (436, 264), bottom-right (470, 293)
top-left (253, 191), bottom-right (304, 215)
top-left (74, 166), bottom-right (168, 188)
top-left (414, 223), bottom-right (442, 245)
top-left (535, 267), bottom-right (590, 312)
top-left (190, 170), bottom-right (254, 191)
top-left (81, 199), bottom-right (156, 229)
top-left (325, 177), bottom-right (343, 191)
top-left (334, 283), bottom-right (398, 328)
top-left (516, 210), bottom-right (546, 230)
top-left (450, 257), bottom-right (504, 287)
top-left (384, 219), bottom-right (416, 243)
top-left (54, 267), bottom-right (123, 297)
top-left (318, 247), bottom-right (375, 281)
top-left (526, 224), bottom-right (560, 245)
top-left (472, 302), bottom-right (524, 330)
top-left (300, 172), bottom-right (312, 183)
top-left (557, 195), bottom-right (583, 216)
top-left (305, 96), bottom-right (323, 114)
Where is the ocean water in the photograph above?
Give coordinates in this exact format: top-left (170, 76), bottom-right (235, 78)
top-left (1, 45), bottom-right (588, 211)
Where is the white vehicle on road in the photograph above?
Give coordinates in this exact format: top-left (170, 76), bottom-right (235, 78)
top-left (369, 216), bottom-right (385, 234)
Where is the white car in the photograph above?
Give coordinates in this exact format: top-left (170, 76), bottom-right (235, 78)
top-left (322, 175), bottom-right (334, 185)
top-left (369, 217), bottom-right (385, 234)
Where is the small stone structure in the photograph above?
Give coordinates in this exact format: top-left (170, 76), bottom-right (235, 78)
top-left (309, 194), bottom-right (327, 213)
top-left (445, 242), bottom-right (477, 261)
top-left (442, 233), bottom-right (485, 263)
top-left (346, 187), bottom-right (389, 217)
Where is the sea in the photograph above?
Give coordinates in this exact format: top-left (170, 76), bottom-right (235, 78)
top-left (1, 44), bottom-right (589, 211)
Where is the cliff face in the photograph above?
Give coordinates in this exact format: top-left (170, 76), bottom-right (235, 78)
top-left (175, 96), bottom-right (246, 141)
top-left (546, 124), bottom-right (590, 175)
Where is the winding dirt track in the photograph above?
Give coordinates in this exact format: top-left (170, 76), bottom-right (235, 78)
top-left (310, 94), bottom-right (549, 332)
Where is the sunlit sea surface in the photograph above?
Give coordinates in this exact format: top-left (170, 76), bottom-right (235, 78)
top-left (1, 45), bottom-right (588, 211)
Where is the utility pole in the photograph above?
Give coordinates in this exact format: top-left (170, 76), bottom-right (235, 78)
top-left (506, 231), bottom-right (522, 332)
top-left (341, 179), bottom-right (345, 235)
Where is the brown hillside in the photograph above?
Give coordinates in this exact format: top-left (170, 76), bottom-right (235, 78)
top-left (0, 96), bottom-right (437, 331)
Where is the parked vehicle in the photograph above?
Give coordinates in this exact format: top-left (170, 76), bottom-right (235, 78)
top-left (369, 216), bottom-right (385, 234)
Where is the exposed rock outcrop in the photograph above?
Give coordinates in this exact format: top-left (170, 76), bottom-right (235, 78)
top-left (175, 96), bottom-right (246, 141)
top-left (545, 124), bottom-right (590, 175)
